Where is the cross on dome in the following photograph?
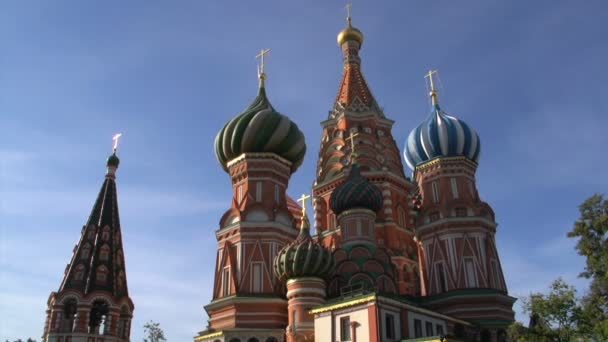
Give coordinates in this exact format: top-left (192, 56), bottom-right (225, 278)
top-left (256, 48), bottom-right (271, 86)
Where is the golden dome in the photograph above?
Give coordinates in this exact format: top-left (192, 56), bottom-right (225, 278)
top-left (337, 21), bottom-right (364, 46)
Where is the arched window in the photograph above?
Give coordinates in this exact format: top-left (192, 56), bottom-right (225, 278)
top-left (87, 226), bottom-right (96, 240)
top-left (74, 264), bottom-right (86, 281)
top-left (81, 243), bottom-right (91, 259)
top-left (117, 271), bottom-right (125, 291)
top-left (99, 244), bottom-right (110, 261)
top-left (229, 339), bottom-right (241, 342)
top-left (265, 338), bottom-right (278, 342)
top-left (96, 266), bottom-right (109, 283)
top-left (116, 250), bottom-right (123, 266)
top-left (89, 300), bottom-right (109, 335)
top-left (398, 207), bottom-right (406, 227)
top-left (60, 298), bottom-right (77, 332)
top-left (101, 226), bottom-right (110, 241)
top-left (247, 338), bottom-right (259, 342)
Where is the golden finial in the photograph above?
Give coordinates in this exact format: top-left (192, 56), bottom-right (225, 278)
top-left (425, 70), bottom-right (439, 107)
top-left (346, 132), bottom-right (360, 162)
top-left (112, 133), bottom-right (122, 153)
top-left (256, 48), bottom-right (271, 87)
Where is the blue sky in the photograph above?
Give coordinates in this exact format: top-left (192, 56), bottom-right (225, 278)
top-left (1, 1), bottom-right (607, 341)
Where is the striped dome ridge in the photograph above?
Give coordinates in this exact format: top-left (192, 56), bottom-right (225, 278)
top-left (329, 163), bottom-right (383, 215)
top-left (403, 104), bottom-right (480, 170)
top-left (214, 86), bottom-right (306, 173)
top-left (273, 220), bottom-right (334, 281)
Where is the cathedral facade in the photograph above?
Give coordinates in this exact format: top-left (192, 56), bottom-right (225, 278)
top-left (195, 14), bottom-right (515, 342)
top-left (41, 12), bottom-right (514, 342)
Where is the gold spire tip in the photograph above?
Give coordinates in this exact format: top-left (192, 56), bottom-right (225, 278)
top-left (345, 3), bottom-right (352, 25)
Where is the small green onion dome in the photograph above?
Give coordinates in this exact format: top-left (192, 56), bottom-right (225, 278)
top-left (214, 86), bottom-right (306, 173)
top-left (329, 163), bottom-right (383, 215)
top-left (274, 218), bottom-right (334, 281)
top-left (106, 152), bottom-right (120, 168)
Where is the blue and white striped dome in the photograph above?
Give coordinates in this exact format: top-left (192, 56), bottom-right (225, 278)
top-left (404, 105), bottom-right (480, 170)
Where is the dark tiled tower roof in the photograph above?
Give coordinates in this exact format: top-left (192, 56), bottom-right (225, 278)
top-left (58, 152), bottom-right (129, 298)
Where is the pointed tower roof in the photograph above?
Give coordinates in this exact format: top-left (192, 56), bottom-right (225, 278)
top-left (58, 147), bottom-right (129, 298)
top-left (332, 11), bottom-right (383, 117)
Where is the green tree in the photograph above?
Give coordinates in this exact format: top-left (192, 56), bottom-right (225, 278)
top-left (568, 193), bottom-right (608, 339)
top-left (143, 320), bottom-right (166, 342)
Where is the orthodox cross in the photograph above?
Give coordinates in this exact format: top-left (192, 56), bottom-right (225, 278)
top-left (297, 193), bottom-right (311, 215)
top-left (345, 3), bottom-right (352, 23)
top-left (346, 132), bottom-right (360, 154)
top-left (425, 69), bottom-right (439, 106)
top-left (256, 48), bottom-right (271, 85)
top-left (112, 133), bottom-right (122, 153)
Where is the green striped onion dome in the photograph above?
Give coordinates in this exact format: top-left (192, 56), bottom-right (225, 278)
top-left (274, 220), bottom-right (334, 281)
top-left (214, 86), bottom-right (306, 173)
top-left (330, 163), bottom-right (383, 215)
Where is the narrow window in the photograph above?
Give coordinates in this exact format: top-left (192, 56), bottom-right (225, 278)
top-left (385, 314), bottom-right (395, 339)
top-left (330, 214), bottom-right (336, 229)
top-left (222, 267), bottom-right (231, 296)
top-left (74, 264), bottom-right (86, 281)
top-left (432, 182), bottom-right (440, 203)
top-left (274, 184), bottom-right (280, 204)
top-left (425, 321), bottom-right (434, 336)
top-left (238, 185), bottom-right (243, 202)
top-left (435, 262), bottom-right (447, 292)
top-left (468, 180), bottom-right (476, 199)
top-left (465, 258), bottom-right (477, 287)
top-left (101, 226), bottom-right (110, 241)
top-left (455, 207), bottom-right (468, 217)
top-left (356, 220), bottom-right (362, 236)
top-left (450, 177), bottom-right (459, 199)
top-left (436, 324), bottom-right (444, 336)
top-left (398, 207), bottom-right (406, 227)
top-left (292, 310), bottom-right (297, 324)
top-left (414, 319), bottom-right (422, 338)
top-left (256, 182), bottom-right (262, 202)
top-left (340, 316), bottom-right (351, 341)
top-left (252, 262), bottom-right (263, 292)
top-left (492, 260), bottom-right (502, 289)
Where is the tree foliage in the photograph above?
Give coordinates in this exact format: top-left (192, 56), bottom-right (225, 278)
top-left (143, 320), bottom-right (166, 342)
top-left (508, 194), bottom-right (608, 340)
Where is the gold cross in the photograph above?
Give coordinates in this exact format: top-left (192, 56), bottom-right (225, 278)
top-left (297, 193), bottom-right (311, 215)
top-left (256, 48), bottom-right (271, 82)
top-left (346, 132), bottom-right (360, 154)
top-left (425, 69), bottom-right (439, 105)
top-left (112, 133), bottom-right (122, 152)
top-left (345, 3), bottom-right (352, 21)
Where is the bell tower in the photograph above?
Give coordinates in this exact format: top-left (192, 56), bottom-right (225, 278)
top-left (43, 136), bottom-right (134, 342)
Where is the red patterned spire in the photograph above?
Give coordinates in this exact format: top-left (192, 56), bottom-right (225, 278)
top-left (332, 17), bottom-right (382, 116)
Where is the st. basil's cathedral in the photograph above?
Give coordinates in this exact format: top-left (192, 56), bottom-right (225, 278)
top-left (41, 10), bottom-right (515, 342)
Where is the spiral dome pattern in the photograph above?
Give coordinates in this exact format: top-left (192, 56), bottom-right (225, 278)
top-left (404, 105), bottom-right (480, 170)
top-left (214, 87), bottom-right (306, 173)
top-left (274, 221), bottom-right (334, 281)
top-left (330, 163), bottom-right (383, 215)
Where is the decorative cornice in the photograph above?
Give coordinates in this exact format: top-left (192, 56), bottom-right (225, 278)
top-left (309, 293), bottom-right (376, 314)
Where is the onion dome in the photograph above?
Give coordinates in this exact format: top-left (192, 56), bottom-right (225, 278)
top-left (329, 162), bottom-right (383, 215)
top-left (403, 72), bottom-right (480, 170)
top-left (274, 217), bottom-right (334, 281)
top-left (107, 152), bottom-right (120, 168)
top-left (337, 17), bottom-right (364, 46)
top-left (214, 86), bottom-right (306, 173)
